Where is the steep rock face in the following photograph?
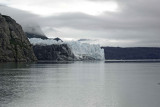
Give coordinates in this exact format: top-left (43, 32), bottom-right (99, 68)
top-left (33, 44), bottom-right (76, 61)
top-left (0, 14), bottom-right (37, 62)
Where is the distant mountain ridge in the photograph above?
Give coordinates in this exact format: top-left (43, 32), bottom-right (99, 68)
top-left (102, 47), bottom-right (160, 60)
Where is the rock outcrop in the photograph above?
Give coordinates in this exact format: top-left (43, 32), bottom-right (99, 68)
top-left (0, 14), bottom-right (37, 62)
top-left (53, 37), bottom-right (63, 42)
top-left (33, 44), bottom-right (76, 61)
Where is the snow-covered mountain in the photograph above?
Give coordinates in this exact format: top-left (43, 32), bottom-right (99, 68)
top-left (29, 38), bottom-right (105, 60)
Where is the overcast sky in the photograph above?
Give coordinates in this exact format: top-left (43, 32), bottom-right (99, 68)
top-left (0, 0), bottom-right (160, 47)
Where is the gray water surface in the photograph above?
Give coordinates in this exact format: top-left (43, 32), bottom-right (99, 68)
top-left (0, 61), bottom-right (160, 107)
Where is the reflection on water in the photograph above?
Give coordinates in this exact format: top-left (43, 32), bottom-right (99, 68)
top-left (0, 61), bottom-right (160, 107)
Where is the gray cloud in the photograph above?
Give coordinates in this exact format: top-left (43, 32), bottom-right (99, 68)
top-left (0, 0), bottom-right (160, 47)
top-left (0, 5), bottom-right (40, 24)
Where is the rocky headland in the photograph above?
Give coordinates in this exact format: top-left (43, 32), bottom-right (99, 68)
top-left (0, 14), bottom-right (37, 62)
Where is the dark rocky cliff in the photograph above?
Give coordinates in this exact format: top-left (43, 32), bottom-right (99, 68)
top-left (0, 14), bottom-right (37, 62)
top-left (33, 44), bottom-right (76, 61)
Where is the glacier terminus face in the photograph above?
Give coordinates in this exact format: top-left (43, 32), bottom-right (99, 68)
top-left (29, 38), bottom-right (105, 60)
top-left (65, 41), bottom-right (104, 60)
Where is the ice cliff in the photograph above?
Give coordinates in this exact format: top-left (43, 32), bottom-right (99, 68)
top-left (29, 38), bottom-right (105, 60)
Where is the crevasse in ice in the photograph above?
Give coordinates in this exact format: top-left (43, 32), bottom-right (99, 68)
top-left (29, 38), bottom-right (105, 60)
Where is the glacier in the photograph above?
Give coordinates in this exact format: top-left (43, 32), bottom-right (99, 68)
top-left (29, 38), bottom-right (105, 60)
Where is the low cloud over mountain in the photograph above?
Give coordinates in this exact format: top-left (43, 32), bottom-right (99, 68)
top-left (1, 0), bottom-right (160, 47)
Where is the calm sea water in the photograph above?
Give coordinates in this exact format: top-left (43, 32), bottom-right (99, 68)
top-left (0, 61), bottom-right (160, 107)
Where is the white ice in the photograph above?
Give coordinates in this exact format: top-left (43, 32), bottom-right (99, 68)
top-left (29, 38), bottom-right (105, 60)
